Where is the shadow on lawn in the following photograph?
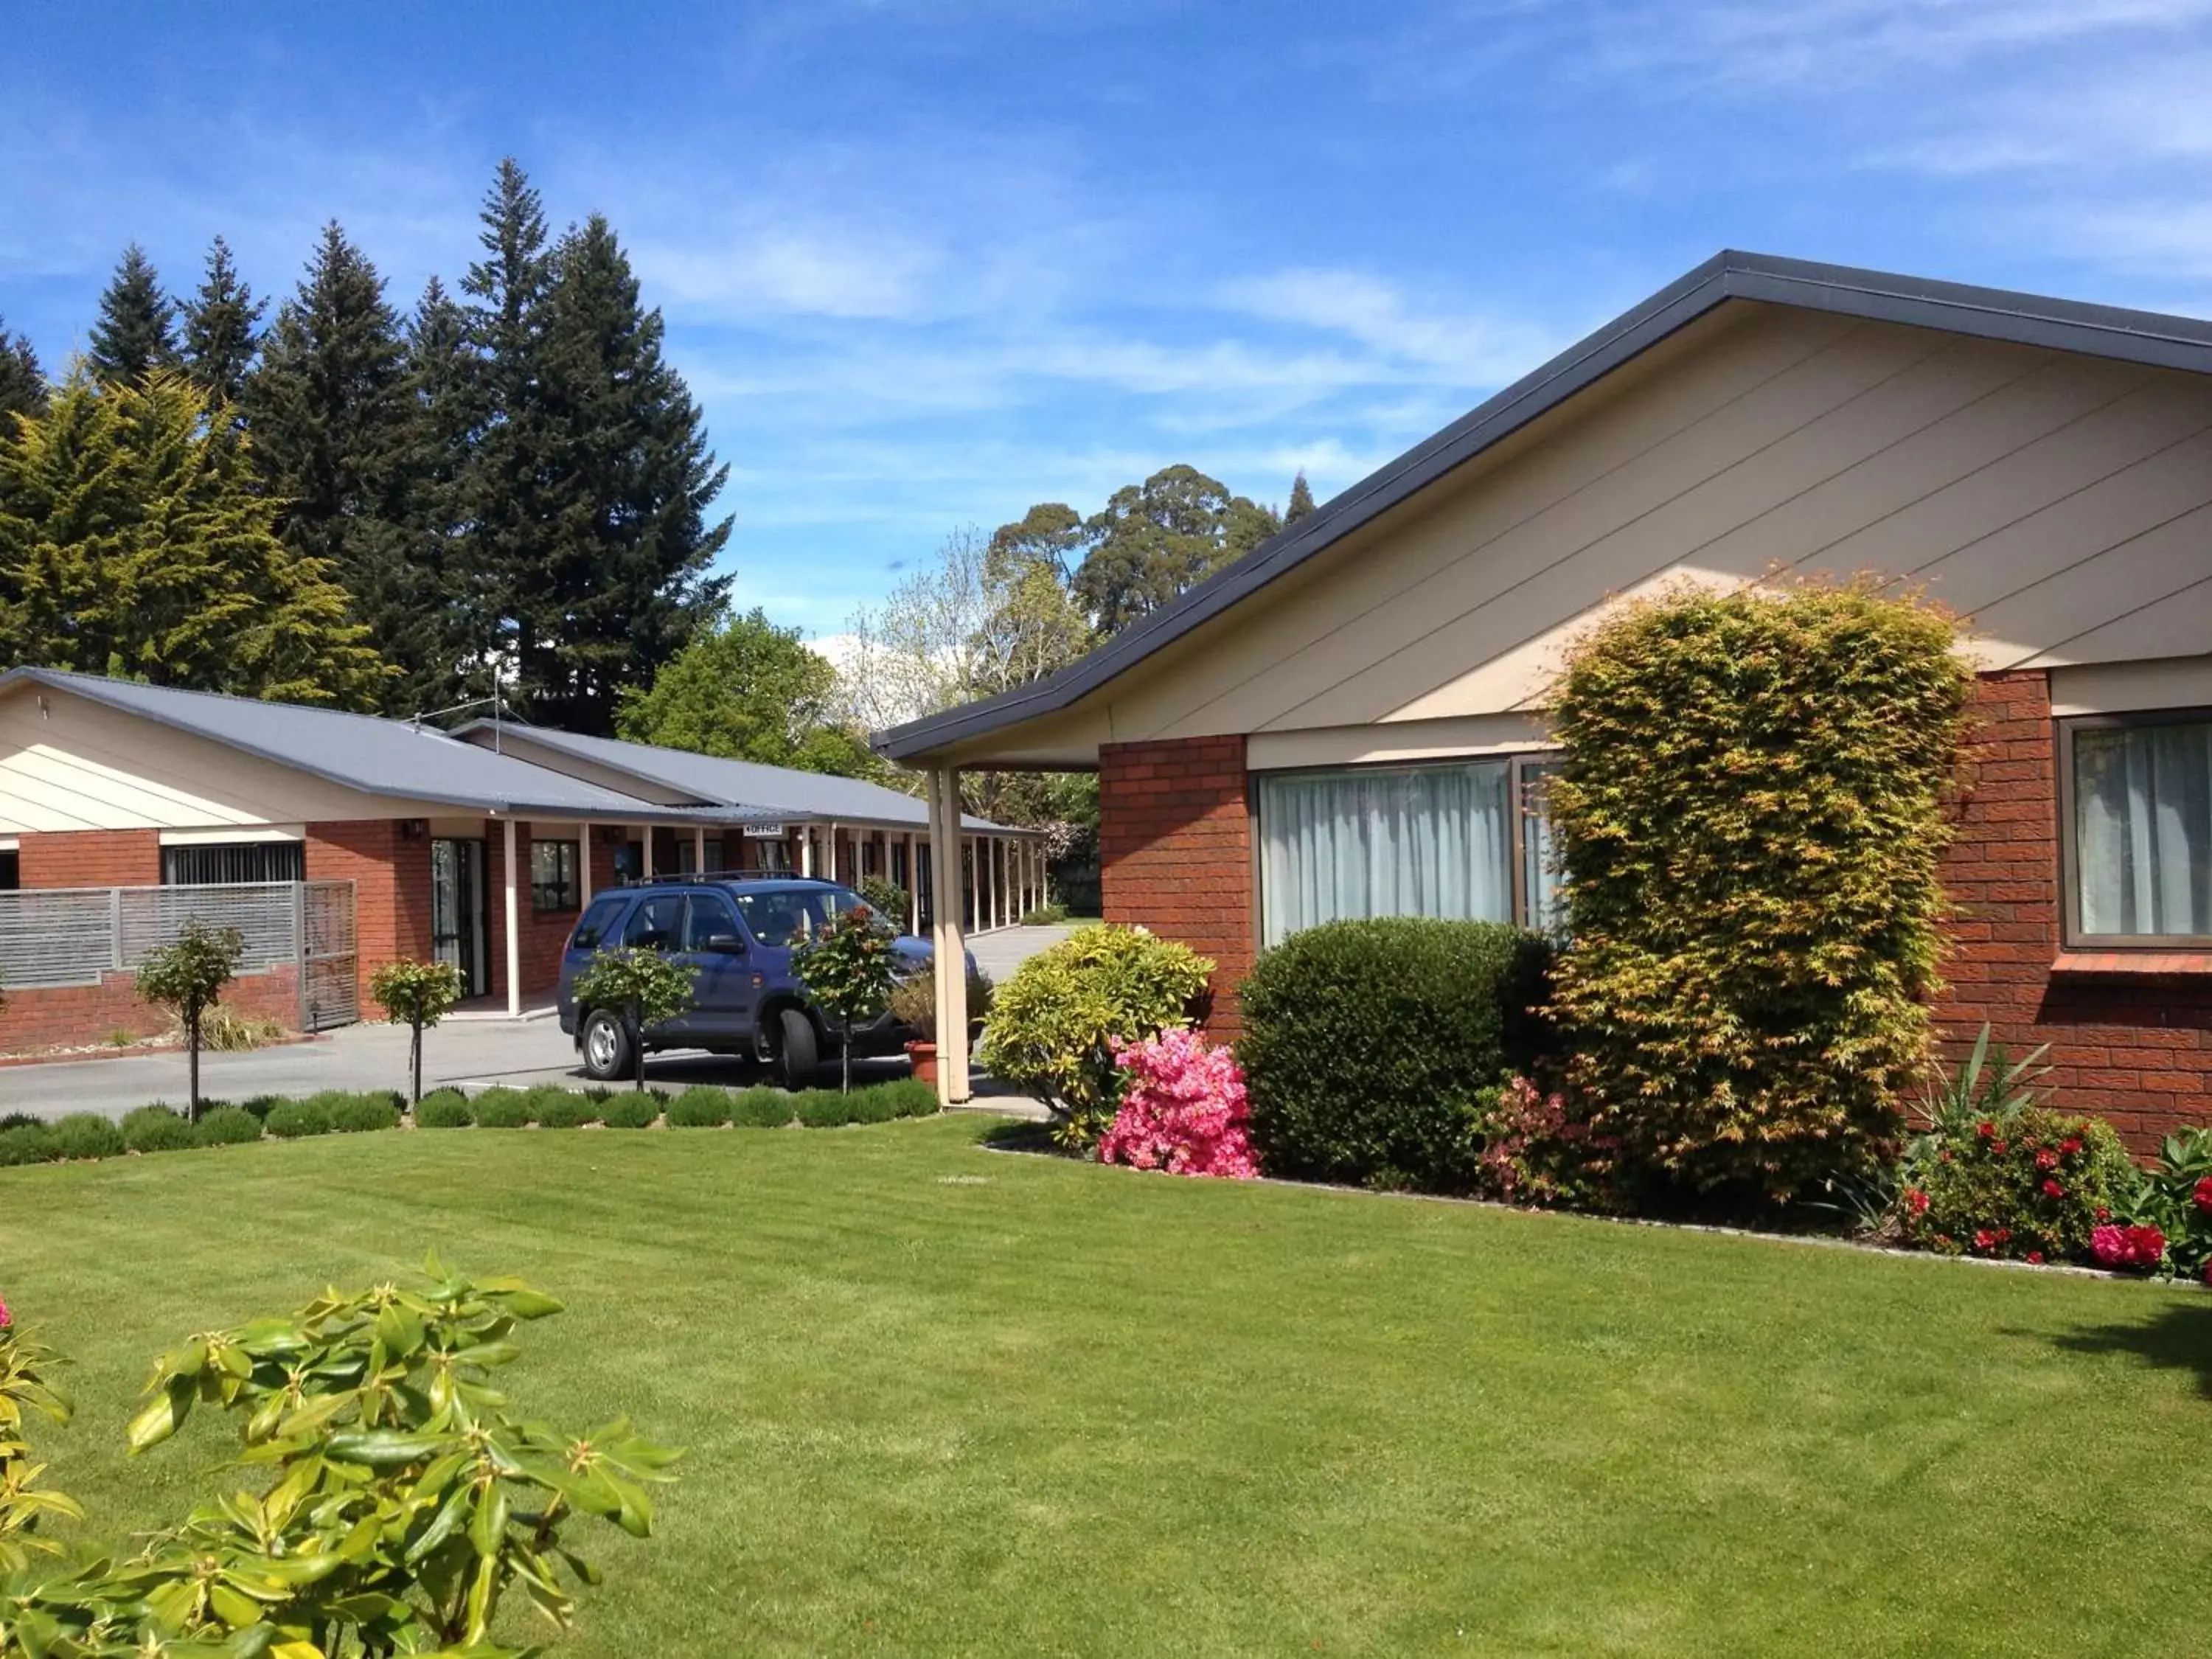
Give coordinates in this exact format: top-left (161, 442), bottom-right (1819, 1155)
top-left (2048, 1300), bottom-right (2212, 1399)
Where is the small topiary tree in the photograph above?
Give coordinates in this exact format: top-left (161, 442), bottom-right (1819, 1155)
top-left (573, 946), bottom-right (698, 1091)
top-left (978, 923), bottom-right (1214, 1148)
top-left (793, 906), bottom-right (899, 1093)
top-left (135, 918), bottom-right (246, 1122)
top-left (1547, 579), bottom-right (1972, 1207)
top-left (369, 958), bottom-right (466, 1105)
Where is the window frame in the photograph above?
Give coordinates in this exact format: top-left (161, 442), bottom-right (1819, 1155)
top-left (2057, 706), bottom-right (2212, 951)
top-left (529, 838), bottom-right (581, 916)
top-left (1251, 748), bottom-right (1563, 947)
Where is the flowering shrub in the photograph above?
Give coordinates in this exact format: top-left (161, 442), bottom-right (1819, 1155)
top-left (1900, 1105), bottom-right (2137, 1264)
top-left (2112, 1126), bottom-right (2212, 1279)
top-left (1472, 1076), bottom-right (1615, 1208)
top-left (1099, 1027), bottom-right (1258, 1179)
top-left (2090, 1223), bottom-right (2168, 1270)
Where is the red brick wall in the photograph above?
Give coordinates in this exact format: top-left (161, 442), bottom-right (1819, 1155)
top-left (1099, 734), bottom-right (1254, 1035)
top-left (18, 829), bottom-right (159, 888)
top-left (1, 964), bottom-right (299, 1053)
top-left (307, 820), bottom-right (431, 1014)
top-left (483, 822), bottom-right (618, 1004)
top-left (1936, 670), bottom-right (2212, 1151)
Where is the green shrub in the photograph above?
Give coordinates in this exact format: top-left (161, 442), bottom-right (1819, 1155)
top-left (1901, 1107), bottom-right (2137, 1265)
top-left (1548, 582), bottom-right (1972, 1206)
top-left (46, 1113), bottom-right (126, 1160)
top-left (731, 1087), bottom-right (794, 1128)
top-left (0, 1111), bottom-right (43, 1132)
top-left (1238, 918), bottom-right (1551, 1193)
top-left (122, 1105), bottom-right (195, 1153)
top-left (976, 923), bottom-right (1216, 1147)
top-left (470, 1088), bottom-right (534, 1128)
top-left (667, 1086), bottom-right (734, 1128)
top-left (192, 1105), bottom-right (265, 1147)
top-left (1019, 901), bottom-right (1069, 926)
top-left (793, 1088), bottom-right (858, 1127)
top-left (874, 1077), bottom-right (939, 1120)
top-left (264, 1098), bottom-right (333, 1139)
top-left (414, 1089), bottom-right (475, 1129)
top-left (327, 1093), bottom-right (402, 1133)
top-left (2121, 1125), bottom-right (2212, 1278)
top-left (532, 1090), bottom-right (590, 1129)
top-left (599, 1092), bottom-right (661, 1129)
top-left (0, 1122), bottom-right (55, 1165)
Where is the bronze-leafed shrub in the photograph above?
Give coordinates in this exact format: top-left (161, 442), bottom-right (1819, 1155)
top-left (1547, 580), bottom-right (1972, 1206)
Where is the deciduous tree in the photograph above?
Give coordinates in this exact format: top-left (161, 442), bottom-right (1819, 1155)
top-left (1072, 463), bottom-right (1279, 632)
top-left (617, 607), bottom-right (876, 775)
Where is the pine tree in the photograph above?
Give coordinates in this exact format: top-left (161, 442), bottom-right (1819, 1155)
top-left (392, 275), bottom-right (493, 712)
top-left (0, 370), bottom-right (389, 703)
top-left (179, 236), bottom-right (265, 411)
top-left (1285, 470), bottom-right (1316, 526)
top-left (521, 212), bottom-right (731, 733)
top-left (241, 222), bottom-right (423, 708)
top-left (0, 318), bottom-right (47, 425)
top-left (87, 244), bottom-right (179, 386)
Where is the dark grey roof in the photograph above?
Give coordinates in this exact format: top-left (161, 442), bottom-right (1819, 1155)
top-left (449, 721), bottom-right (1017, 833)
top-left (0, 667), bottom-right (736, 821)
top-left (875, 248), bottom-right (2212, 762)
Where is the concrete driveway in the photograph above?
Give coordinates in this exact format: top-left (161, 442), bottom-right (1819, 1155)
top-left (4, 924), bottom-right (1077, 1120)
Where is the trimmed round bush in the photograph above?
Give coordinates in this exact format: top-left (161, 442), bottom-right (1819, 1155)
top-left (192, 1105), bottom-right (265, 1147)
top-left (414, 1089), bottom-right (474, 1128)
top-left (874, 1078), bottom-right (939, 1120)
top-left (1238, 917), bottom-right (1552, 1194)
top-left (265, 1098), bottom-right (334, 1139)
top-left (532, 1090), bottom-right (589, 1129)
top-left (731, 1087), bottom-right (796, 1128)
top-left (46, 1113), bottom-right (126, 1161)
top-left (668, 1087), bottom-right (733, 1128)
top-left (794, 1088), bottom-right (858, 1128)
top-left (599, 1093), bottom-right (661, 1129)
top-left (330, 1093), bottom-right (401, 1133)
top-left (470, 1088), bottom-right (533, 1128)
top-left (122, 1105), bottom-right (195, 1153)
top-left (0, 1122), bottom-right (55, 1165)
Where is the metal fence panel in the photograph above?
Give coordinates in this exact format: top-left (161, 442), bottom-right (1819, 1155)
top-left (0, 889), bottom-right (116, 988)
top-left (117, 883), bottom-right (299, 974)
top-left (301, 880), bottom-right (358, 1030)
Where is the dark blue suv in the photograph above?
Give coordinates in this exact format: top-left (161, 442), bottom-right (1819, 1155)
top-left (556, 877), bottom-right (962, 1088)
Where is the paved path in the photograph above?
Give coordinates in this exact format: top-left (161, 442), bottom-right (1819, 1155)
top-left (4, 925), bottom-right (1073, 1120)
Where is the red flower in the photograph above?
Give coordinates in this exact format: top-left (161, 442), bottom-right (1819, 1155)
top-left (2096, 1206), bottom-right (2111, 1221)
top-left (1973, 1229), bottom-right (1997, 1252)
top-left (1905, 1188), bottom-right (1930, 1215)
top-left (2041, 1178), bottom-right (2065, 1199)
top-left (1995, 1228), bottom-right (2011, 1243)
top-left (2194, 1176), bottom-right (2212, 1213)
top-left (1976, 1121), bottom-right (1995, 1138)
top-left (1992, 1141), bottom-right (2009, 1155)
top-left (2026, 1251), bottom-right (2045, 1265)
top-left (2034, 1148), bottom-right (2059, 1171)
top-left (1938, 1149), bottom-right (1953, 1163)
top-left (2060, 1137), bottom-right (2083, 1156)
top-left (0, 1291), bottom-right (10, 1331)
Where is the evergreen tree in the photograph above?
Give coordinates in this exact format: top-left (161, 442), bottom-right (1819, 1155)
top-left (87, 244), bottom-right (179, 386)
top-left (179, 236), bottom-right (265, 411)
top-left (1072, 464), bottom-right (1279, 632)
top-left (0, 370), bottom-right (389, 703)
top-left (0, 319), bottom-right (47, 425)
top-left (1284, 470), bottom-right (1316, 526)
top-left (523, 212), bottom-right (731, 732)
top-left (393, 275), bottom-right (491, 711)
top-left (241, 222), bottom-right (425, 708)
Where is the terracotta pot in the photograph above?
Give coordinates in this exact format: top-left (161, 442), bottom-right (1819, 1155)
top-left (905, 1040), bottom-right (939, 1085)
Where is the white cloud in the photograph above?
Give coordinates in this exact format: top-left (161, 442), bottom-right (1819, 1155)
top-left (1220, 268), bottom-right (1552, 383)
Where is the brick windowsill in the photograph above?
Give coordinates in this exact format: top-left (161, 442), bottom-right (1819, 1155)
top-left (2051, 950), bottom-right (2212, 976)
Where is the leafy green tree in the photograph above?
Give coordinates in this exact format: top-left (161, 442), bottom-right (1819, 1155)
top-left (1284, 470), bottom-right (1316, 526)
top-left (178, 234), bottom-right (265, 411)
top-left (369, 957), bottom-right (466, 1104)
top-left (618, 607), bottom-right (877, 775)
top-left (0, 369), bottom-right (389, 707)
top-left (0, 319), bottom-right (46, 425)
top-left (243, 221), bottom-right (427, 710)
top-left (987, 501), bottom-right (1091, 580)
top-left (134, 918), bottom-right (246, 1121)
top-left (518, 212), bottom-right (731, 733)
top-left (793, 906), bottom-right (898, 1093)
top-left (86, 243), bottom-right (178, 386)
top-left (1073, 464), bottom-right (1279, 632)
top-left (573, 946), bottom-right (698, 1090)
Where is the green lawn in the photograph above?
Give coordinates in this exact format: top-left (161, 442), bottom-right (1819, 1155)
top-left (4, 1116), bottom-right (2208, 1656)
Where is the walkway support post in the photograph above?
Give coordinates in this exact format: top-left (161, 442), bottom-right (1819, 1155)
top-left (502, 817), bottom-right (521, 1018)
top-left (905, 831), bottom-right (919, 933)
top-left (580, 827), bottom-right (593, 908)
top-left (927, 765), bottom-right (970, 1105)
top-left (692, 825), bottom-right (706, 875)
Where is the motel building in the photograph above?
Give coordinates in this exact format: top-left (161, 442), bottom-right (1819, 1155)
top-left (0, 667), bottom-right (1041, 1048)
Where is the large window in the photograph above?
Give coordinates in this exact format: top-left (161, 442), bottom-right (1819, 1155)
top-left (1256, 754), bottom-right (1560, 946)
top-left (161, 841), bottom-right (305, 886)
top-left (530, 839), bottom-right (580, 914)
top-left (2065, 713), bottom-right (2212, 946)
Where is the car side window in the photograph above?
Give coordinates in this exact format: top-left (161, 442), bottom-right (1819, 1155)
top-left (571, 894), bottom-right (627, 950)
top-left (623, 893), bottom-right (686, 950)
top-left (684, 893), bottom-right (742, 952)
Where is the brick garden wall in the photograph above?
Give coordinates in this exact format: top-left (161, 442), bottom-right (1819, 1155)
top-left (0, 964), bottom-right (300, 1053)
top-left (1098, 734), bottom-right (1254, 1037)
top-left (1935, 669), bottom-right (2212, 1152)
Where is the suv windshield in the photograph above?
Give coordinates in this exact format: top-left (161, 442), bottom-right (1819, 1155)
top-left (731, 884), bottom-right (870, 947)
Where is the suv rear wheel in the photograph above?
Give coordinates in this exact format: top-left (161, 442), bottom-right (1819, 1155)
top-left (580, 1009), bottom-right (635, 1083)
top-left (778, 1007), bottom-right (818, 1091)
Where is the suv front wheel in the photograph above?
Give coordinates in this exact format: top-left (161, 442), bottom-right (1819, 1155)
top-left (777, 1007), bottom-right (818, 1092)
top-left (580, 1008), bottom-right (636, 1083)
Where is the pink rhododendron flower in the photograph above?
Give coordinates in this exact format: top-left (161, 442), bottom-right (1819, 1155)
top-left (2195, 1176), bottom-right (2212, 1213)
top-left (1098, 1026), bottom-right (1259, 1180)
top-left (2090, 1223), bottom-right (2166, 1269)
top-left (1905, 1188), bottom-right (1930, 1215)
top-left (0, 1290), bottom-right (10, 1330)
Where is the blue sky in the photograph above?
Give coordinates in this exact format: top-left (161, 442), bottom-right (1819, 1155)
top-left (8, 1), bottom-right (2212, 638)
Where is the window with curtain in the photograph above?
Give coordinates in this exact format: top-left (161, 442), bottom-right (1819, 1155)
top-left (529, 840), bottom-right (580, 914)
top-left (2070, 716), bottom-right (2212, 942)
top-left (1259, 757), bottom-right (1561, 945)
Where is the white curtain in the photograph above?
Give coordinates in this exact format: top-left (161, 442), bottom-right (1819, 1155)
top-left (2075, 721), bottom-right (2212, 937)
top-left (1258, 762), bottom-right (1512, 945)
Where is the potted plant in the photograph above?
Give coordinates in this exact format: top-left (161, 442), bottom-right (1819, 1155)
top-left (888, 968), bottom-right (994, 1085)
